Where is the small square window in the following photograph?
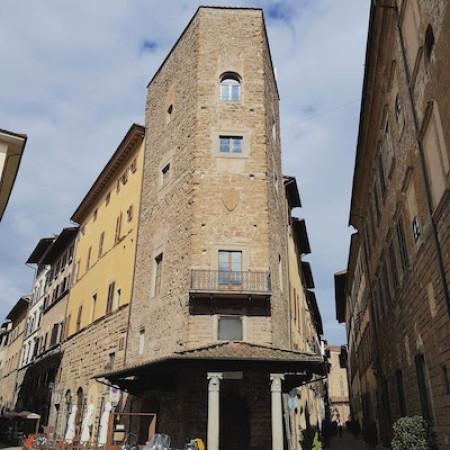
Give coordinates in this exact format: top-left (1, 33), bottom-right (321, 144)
top-left (130, 158), bottom-right (137, 173)
top-left (220, 136), bottom-right (243, 153)
top-left (93, 209), bottom-right (98, 222)
top-left (218, 316), bottom-right (243, 341)
top-left (161, 163), bottom-right (171, 186)
top-left (121, 171), bottom-right (128, 185)
top-left (105, 192), bottom-right (111, 206)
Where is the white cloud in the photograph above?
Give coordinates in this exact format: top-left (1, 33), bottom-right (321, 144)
top-left (0, 0), bottom-right (369, 343)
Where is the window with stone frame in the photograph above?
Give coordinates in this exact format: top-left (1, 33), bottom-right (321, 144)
top-left (76, 306), bottom-right (82, 332)
top-left (219, 136), bottom-right (243, 153)
top-left (388, 241), bottom-right (400, 292)
top-left (219, 72), bottom-right (241, 101)
top-left (114, 212), bottom-right (123, 243)
top-left (396, 216), bottom-right (409, 272)
top-left (218, 316), bottom-right (243, 341)
top-left (383, 118), bottom-right (395, 176)
top-left (98, 231), bottom-right (105, 258)
top-left (106, 281), bottom-right (115, 314)
top-left (422, 101), bottom-right (450, 209)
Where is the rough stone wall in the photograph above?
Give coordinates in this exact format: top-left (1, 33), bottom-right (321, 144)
top-left (127, 7), bottom-right (291, 365)
top-left (125, 12), bottom-right (200, 364)
top-left (49, 306), bottom-right (128, 439)
top-left (348, 1), bottom-right (450, 447)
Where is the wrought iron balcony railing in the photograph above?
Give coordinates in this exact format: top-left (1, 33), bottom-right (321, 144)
top-left (190, 270), bottom-right (271, 294)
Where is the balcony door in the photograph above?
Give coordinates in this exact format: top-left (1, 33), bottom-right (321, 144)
top-left (218, 251), bottom-right (242, 288)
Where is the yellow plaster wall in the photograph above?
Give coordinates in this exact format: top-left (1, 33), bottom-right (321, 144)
top-left (65, 140), bottom-right (144, 337)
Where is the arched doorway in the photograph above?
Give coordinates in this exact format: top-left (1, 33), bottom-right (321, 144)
top-left (219, 382), bottom-right (250, 450)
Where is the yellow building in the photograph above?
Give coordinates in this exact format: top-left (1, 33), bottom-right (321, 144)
top-left (65, 123), bottom-right (145, 337)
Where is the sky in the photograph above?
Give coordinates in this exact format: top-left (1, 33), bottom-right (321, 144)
top-left (0, 0), bottom-right (370, 345)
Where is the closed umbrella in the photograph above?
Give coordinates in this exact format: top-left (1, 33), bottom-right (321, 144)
top-left (65, 405), bottom-right (77, 443)
top-left (80, 404), bottom-right (95, 444)
top-left (98, 401), bottom-right (112, 446)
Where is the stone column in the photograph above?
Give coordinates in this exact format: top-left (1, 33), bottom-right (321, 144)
top-left (207, 372), bottom-right (223, 450)
top-left (270, 373), bottom-right (285, 450)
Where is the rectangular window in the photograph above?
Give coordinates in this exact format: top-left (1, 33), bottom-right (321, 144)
top-left (154, 254), bottom-right (163, 296)
top-left (76, 306), bottom-right (82, 332)
top-left (115, 212), bottom-right (123, 243)
top-left (98, 232), bottom-right (105, 258)
top-left (106, 281), bottom-right (115, 314)
top-left (86, 246), bottom-right (92, 271)
top-left (91, 293), bottom-right (97, 322)
top-left (218, 316), bottom-right (243, 341)
top-left (161, 163), bottom-right (171, 186)
top-left (377, 153), bottom-right (387, 197)
top-left (442, 365), bottom-right (450, 395)
top-left (218, 250), bottom-right (242, 286)
top-left (415, 353), bottom-right (434, 421)
top-left (219, 136), bottom-right (243, 153)
top-left (396, 369), bottom-right (407, 416)
top-left (423, 103), bottom-right (449, 208)
top-left (388, 242), bottom-right (400, 292)
top-left (50, 323), bottom-right (59, 347)
top-left (127, 205), bottom-right (133, 222)
top-left (396, 217), bottom-right (409, 272)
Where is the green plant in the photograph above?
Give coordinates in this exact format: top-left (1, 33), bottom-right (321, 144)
top-left (312, 432), bottom-right (322, 450)
top-left (391, 416), bottom-right (433, 450)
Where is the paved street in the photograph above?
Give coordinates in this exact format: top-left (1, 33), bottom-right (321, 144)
top-left (0, 444), bottom-right (21, 450)
top-left (326, 431), bottom-right (388, 450)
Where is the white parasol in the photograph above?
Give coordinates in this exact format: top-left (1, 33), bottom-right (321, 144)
top-left (97, 401), bottom-right (112, 446)
top-left (64, 405), bottom-right (77, 443)
top-left (80, 403), bottom-right (95, 444)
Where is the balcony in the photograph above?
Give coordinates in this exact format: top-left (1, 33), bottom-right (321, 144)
top-left (189, 270), bottom-right (271, 315)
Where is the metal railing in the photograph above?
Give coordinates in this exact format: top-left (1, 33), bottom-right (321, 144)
top-left (190, 270), bottom-right (271, 293)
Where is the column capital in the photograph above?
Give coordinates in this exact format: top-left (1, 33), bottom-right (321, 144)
top-left (207, 372), bottom-right (223, 392)
top-left (270, 373), bottom-right (285, 393)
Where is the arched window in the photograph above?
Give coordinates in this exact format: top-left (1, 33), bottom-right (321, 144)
top-left (64, 390), bottom-right (72, 438)
top-left (220, 72), bottom-right (241, 101)
top-left (424, 24), bottom-right (435, 63)
top-left (75, 387), bottom-right (84, 438)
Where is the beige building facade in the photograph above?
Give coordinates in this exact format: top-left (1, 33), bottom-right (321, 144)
top-left (0, 297), bottom-right (29, 411)
top-left (337, 0), bottom-right (450, 448)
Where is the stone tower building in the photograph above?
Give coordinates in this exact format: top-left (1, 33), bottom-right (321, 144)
top-left (99, 7), bottom-right (324, 450)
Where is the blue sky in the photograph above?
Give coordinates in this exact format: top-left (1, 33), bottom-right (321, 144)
top-left (0, 0), bottom-right (370, 344)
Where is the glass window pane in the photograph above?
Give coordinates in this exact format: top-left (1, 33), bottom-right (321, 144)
top-left (231, 251), bottom-right (242, 271)
top-left (218, 317), bottom-right (243, 341)
top-left (220, 137), bottom-right (229, 153)
top-left (232, 137), bottom-right (242, 153)
top-left (231, 85), bottom-right (240, 101)
top-left (218, 251), bottom-right (229, 271)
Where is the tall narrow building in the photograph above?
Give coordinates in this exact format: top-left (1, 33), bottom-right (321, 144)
top-left (98, 7), bottom-right (324, 450)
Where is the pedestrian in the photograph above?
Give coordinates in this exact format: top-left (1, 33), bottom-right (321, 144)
top-left (338, 419), bottom-right (343, 438)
